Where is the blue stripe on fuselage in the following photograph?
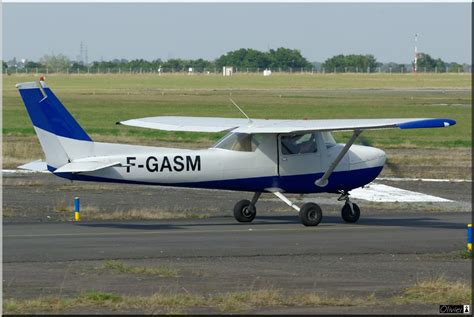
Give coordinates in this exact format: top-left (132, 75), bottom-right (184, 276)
top-left (49, 165), bottom-right (383, 193)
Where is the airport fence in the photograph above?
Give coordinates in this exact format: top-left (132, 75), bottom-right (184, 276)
top-left (2, 66), bottom-right (471, 75)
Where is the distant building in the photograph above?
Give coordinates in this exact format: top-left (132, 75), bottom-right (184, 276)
top-left (223, 66), bottom-right (234, 76)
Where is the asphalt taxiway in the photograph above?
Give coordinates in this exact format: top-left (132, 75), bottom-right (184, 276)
top-left (2, 173), bottom-right (472, 314)
top-left (3, 212), bottom-right (470, 264)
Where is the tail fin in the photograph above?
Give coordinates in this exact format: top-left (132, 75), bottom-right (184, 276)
top-left (16, 80), bottom-right (94, 169)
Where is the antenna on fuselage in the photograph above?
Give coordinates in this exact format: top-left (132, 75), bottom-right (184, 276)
top-left (229, 98), bottom-right (252, 125)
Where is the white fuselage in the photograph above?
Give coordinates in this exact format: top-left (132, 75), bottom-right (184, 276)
top-left (48, 131), bottom-right (386, 194)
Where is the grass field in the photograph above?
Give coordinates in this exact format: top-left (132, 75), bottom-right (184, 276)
top-left (2, 73), bottom-right (471, 167)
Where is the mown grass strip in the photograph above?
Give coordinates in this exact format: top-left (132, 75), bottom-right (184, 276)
top-left (2, 289), bottom-right (376, 314)
top-left (4, 277), bottom-right (471, 314)
top-left (393, 276), bottom-right (472, 305)
top-left (102, 260), bottom-right (179, 278)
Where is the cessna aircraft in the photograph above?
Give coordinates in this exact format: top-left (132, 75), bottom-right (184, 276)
top-left (16, 80), bottom-right (456, 226)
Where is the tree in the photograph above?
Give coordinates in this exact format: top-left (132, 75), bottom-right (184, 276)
top-left (39, 54), bottom-right (70, 71)
top-left (215, 47), bottom-right (313, 70)
top-left (25, 61), bottom-right (43, 69)
top-left (416, 53), bottom-right (445, 71)
top-left (2, 61), bottom-right (7, 71)
top-left (216, 48), bottom-right (272, 70)
top-left (446, 62), bottom-right (462, 72)
top-left (268, 48), bottom-right (313, 69)
top-left (162, 59), bottom-right (185, 71)
top-left (322, 54), bottom-right (379, 72)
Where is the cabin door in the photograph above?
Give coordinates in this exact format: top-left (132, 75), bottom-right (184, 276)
top-left (278, 132), bottom-right (322, 176)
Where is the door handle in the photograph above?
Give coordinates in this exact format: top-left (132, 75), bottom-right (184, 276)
top-left (282, 157), bottom-right (288, 161)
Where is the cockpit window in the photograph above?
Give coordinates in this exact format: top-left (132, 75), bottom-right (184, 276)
top-left (281, 133), bottom-right (318, 155)
top-left (213, 133), bottom-right (259, 152)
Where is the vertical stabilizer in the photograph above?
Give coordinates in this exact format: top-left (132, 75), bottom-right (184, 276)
top-left (16, 81), bottom-right (94, 170)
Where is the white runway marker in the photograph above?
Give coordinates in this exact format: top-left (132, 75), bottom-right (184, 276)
top-left (351, 183), bottom-right (452, 202)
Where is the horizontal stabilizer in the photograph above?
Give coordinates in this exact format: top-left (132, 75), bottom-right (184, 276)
top-left (118, 116), bottom-right (456, 134)
top-left (53, 161), bottom-right (122, 173)
top-left (18, 160), bottom-right (49, 172)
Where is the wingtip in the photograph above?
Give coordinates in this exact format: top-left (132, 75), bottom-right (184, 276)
top-left (443, 119), bottom-right (456, 127)
top-left (398, 118), bottom-right (457, 129)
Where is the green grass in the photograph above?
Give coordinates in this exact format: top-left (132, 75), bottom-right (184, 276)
top-left (3, 73), bottom-right (471, 148)
top-left (3, 277), bottom-right (472, 314)
top-left (102, 260), bottom-right (179, 277)
top-left (80, 291), bottom-right (123, 303)
top-left (1, 289), bottom-right (378, 314)
top-left (393, 276), bottom-right (471, 305)
top-left (4, 276), bottom-right (471, 314)
top-left (457, 250), bottom-right (473, 259)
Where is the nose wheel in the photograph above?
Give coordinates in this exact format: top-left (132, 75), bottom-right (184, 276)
top-left (341, 202), bottom-right (360, 223)
top-left (338, 191), bottom-right (360, 223)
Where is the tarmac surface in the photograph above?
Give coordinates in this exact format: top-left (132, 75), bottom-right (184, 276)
top-left (2, 172), bottom-right (473, 314)
top-left (3, 212), bottom-right (470, 263)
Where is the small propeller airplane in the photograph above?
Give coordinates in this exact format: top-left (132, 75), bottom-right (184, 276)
top-left (16, 79), bottom-right (456, 226)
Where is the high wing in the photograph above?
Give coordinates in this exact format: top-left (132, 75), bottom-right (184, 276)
top-left (118, 116), bottom-right (456, 134)
top-left (118, 117), bottom-right (250, 132)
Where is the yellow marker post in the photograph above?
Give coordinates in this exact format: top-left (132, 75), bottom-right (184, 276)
top-left (468, 224), bottom-right (472, 252)
top-left (74, 197), bottom-right (80, 221)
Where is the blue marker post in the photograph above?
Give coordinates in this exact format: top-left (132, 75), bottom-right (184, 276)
top-left (468, 224), bottom-right (472, 253)
top-left (74, 197), bottom-right (80, 221)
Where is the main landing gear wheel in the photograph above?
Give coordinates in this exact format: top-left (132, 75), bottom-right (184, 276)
top-left (233, 199), bottom-right (256, 223)
top-left (341, 202), bottom-right (360, 223)
top-left (299, 203), bottom-right (323, 226)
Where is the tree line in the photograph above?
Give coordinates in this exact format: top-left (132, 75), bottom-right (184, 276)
top-left (2, 49), bottom-right (468, 74)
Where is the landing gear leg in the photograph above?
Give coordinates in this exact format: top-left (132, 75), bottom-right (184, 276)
top-left (338, 191), bottom-right (360, 223)
top-left (233, 192), bottom-right (261, 223)
top-left (272, 191), bottom-right (322, 226)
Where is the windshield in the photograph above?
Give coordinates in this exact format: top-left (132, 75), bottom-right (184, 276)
top-left (213, 133), bottom-right (259, 152)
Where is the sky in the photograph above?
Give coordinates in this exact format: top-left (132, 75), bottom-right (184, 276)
top-left (2, 3), bottom-right (472, 64)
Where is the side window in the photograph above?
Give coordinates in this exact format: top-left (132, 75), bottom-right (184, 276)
top-left (281, 133), bottom-right (318, 155)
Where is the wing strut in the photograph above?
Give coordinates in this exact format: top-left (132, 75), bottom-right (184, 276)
top-left (315, 129), bottom-right (363, 187)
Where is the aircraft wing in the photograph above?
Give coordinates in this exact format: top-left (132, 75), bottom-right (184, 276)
top-left (118, 116), bottom-right (250, 132)
top-left (118, 116), bottom-right (456, 134)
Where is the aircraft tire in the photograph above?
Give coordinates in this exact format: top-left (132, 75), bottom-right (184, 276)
top-left (341, 203), bottom-right (360, 223)
top-left (233, 199), bottom-right (256, 222)
top-left (299, 203), bottom-right (323, 226)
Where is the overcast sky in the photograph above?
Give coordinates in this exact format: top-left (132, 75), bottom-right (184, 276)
top-left (3, 3), bottom-right (471, 64)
